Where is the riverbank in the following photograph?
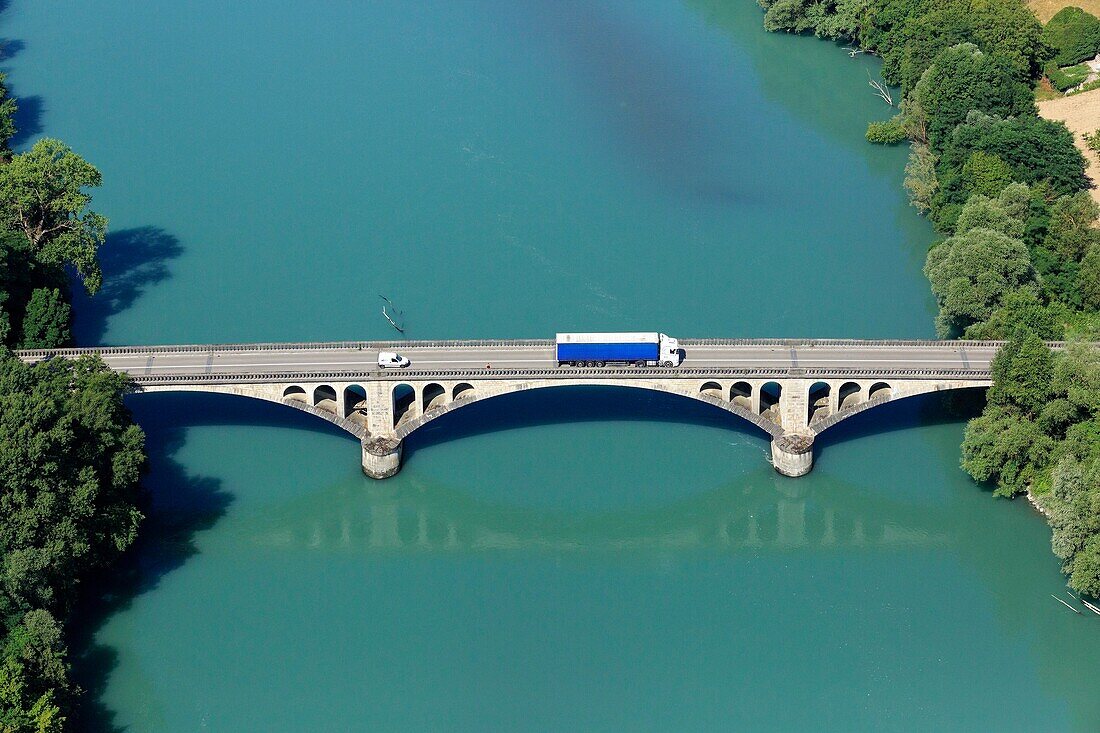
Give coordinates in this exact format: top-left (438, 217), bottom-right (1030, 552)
top-left (755, 0), bottom-right (1100, 600)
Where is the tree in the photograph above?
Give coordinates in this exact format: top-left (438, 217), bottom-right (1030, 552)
top-left (942, 112), bottom-right (1088, 196)
top-left (969, 0), bottom-right (1046, 77)
top-left (895, 3), bottom-right (976, 93)
top-left (0, 354), bottom-right (145, 621)
top-left (0, 73), bottom-right (17, 154)
top-left (904, 143), bottom-right (938, 213)
top-left (924, 226), bottom-right (1035, 336)
top-left (953, 193), bottom-right (1024, 237)
top-left (910, 44), bottom-right (1035, 151)
top-left (18, 288), bottom-right (71, 350)
top-left (0, 139), bottom-right (108, 294)
top-left (0, 654), bottom-right (64, 733)
top-left (964, 287), bottom-right (1067, 339)
top-left (1080, 243), bottom-right (1100, 310)
top-left (988, 330), bottom-right (1055, 416)
top-left (1045, 456), bottom-right (1100, 596)
top-left (1044, 191), bottom-right (1100, 262)
top-left (961, 403), bottom-right (1050, 495)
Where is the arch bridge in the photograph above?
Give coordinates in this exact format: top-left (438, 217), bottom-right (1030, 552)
top-left (17, 338), bottom-right (1003, 478)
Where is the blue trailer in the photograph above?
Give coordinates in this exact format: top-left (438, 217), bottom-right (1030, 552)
top-left (556, 332), bottom-right (682, 368)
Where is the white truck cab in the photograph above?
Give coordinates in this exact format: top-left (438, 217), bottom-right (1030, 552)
top-left (660, 334), bottom-right (683, 367)
top-left (377, 351), bottom-right (411, 369)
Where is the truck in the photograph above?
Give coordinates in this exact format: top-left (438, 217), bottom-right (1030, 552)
top-left (555, 332), bottom-right (683, 368)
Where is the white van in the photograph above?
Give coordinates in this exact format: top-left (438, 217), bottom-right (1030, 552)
top-left (377, 351), bottom-right (411, 369)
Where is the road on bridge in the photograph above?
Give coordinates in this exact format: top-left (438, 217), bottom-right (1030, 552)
top-left (17, 340), bottom-right (1002, 382)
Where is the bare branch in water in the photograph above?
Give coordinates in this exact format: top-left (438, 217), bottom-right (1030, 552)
top-left (867, 72), bottom-right (893, 106)
top-left (382, 306), bottom-right (404, 333)
top-left (379, 295), bottom-right (406, 333)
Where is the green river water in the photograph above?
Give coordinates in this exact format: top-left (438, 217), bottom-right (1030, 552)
top-left (5, 0), bottom-right (1100, 730)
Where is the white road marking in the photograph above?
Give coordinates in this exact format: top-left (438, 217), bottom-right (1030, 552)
top-left (104, 356), bottom-right (986, 371)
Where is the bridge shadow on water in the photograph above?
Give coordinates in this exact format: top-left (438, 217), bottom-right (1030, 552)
top-left (813, 388), bottom-right (987, 456)
top-left (402, 385), bottom-right (770, 462)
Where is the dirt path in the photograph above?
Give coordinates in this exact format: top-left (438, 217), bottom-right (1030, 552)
top-left (1038, 88), bottom-right (1100, 208)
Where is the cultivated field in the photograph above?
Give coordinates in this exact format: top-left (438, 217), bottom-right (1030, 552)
top-left (1028, 0), bottom-right (1100, 21)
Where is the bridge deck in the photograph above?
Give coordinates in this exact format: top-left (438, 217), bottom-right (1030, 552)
top-left (16, 339), bottom-right (1005, 385)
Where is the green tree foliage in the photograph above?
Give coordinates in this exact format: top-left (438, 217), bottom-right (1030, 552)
top-left (0, 355), bottom-right (145, 622)
top-left (865, 115), bottom-right (908, 144)
top-left (1043, 6), bottom-right (1100, 67)
top-left (964, 288), bottom-right (1068, 339)
top-left (962, 333), bottom-right (1058, 495)
top-left (0, 140), bottom-right (108, 295)
top-left (18, 288), bottom-right (71, 350)
top-left (1044, 456), bottom-right (1100, 595)
top-left (967, 0), bottom-right (1045, 77)
top-left (1044, 191), bottom-right (1100, 261)
top-left (909, 45), bottom-right (1035, 151)
top-left (904, 143), bottom-right (938, 213)
top-left (0, 73), bottom-right (17, 155)
top-left (0, 354), bottom-right (145, 728)
top-left (953, 189), bottom-right (1024, 237)
top-left (941, 112), bottom-right (1088, 195)
top-left (960, 150), bottom-right (1014, 198)
top-left (0, 653), bottom-right (64, 733)
top-left (962, 403), bottom-right (1049, 495)
top-left (989, 330), bottom-right (1056, 416)
top-left (759, 0), bottom-right (871, 37)
top-left (1080, 243), bottom-right (1100, 310)
top-left (865, 0), bottom-right (1045, 87)
top-left (894, 4), bottom-right (977, 93)
top-left (924, 227), bottom-right (1035, 336)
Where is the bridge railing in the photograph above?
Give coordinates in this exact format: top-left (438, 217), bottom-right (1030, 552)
top-left (15, 338), bottom-right (1079, 360)
top-left (123, 366), bottom-right (993, 385)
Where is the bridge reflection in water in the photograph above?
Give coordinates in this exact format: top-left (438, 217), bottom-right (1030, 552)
top-left (234, 470), bottom-right (954, 556)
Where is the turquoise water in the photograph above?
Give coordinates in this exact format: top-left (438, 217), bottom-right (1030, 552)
top-left (6, 1), bottom-right (1100, 730)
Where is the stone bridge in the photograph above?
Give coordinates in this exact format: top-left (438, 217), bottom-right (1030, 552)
top-left (17, 338), bottom-right (1005, 478)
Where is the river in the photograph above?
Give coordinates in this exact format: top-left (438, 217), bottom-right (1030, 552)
top-left (6, 1), bottom-right (1100, 730)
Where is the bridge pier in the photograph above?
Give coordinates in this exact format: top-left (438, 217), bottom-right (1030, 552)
top-left (771, 434), bottom-right (814, 477)
top-left (362, 437), bottom-right (403, 479)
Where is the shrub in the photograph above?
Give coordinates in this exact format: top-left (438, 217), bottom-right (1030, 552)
top-left (866, 115), bottom-right (908, 143)
top-left (1046, 61), bottom-right (1092, 92)
top-left (1085, 129), bottom-right (1100, 154)
top-left (1043, 6), bottom-right (1100, 67)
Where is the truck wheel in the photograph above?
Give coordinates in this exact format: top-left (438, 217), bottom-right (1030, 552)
top-left (586, 361), bottom-right (595, 367)
top-left (636, 360), bottom-right (645, 368)
top-left (661, 361), bottom-right (672, 368)
top-left (596, 361), bottom-right (605, 368)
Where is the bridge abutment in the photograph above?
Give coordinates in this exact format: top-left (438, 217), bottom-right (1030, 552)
top-left (362, 437), bottom-right (403, 479)
top-left (771, 434), bottom-right (814, 477)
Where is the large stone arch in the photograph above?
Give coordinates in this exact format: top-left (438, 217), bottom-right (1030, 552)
top-left (810, 380), bottom-right (990, 435)
top-left (392, 378), bottom-right (785, 441)
top-left (138, 383), bottom-right (369, 440)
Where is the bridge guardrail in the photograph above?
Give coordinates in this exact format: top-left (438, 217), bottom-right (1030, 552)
top-left (123, 367), bottom-right (993, 386)
top-left (18, 338), bottom-right (1078, 360)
